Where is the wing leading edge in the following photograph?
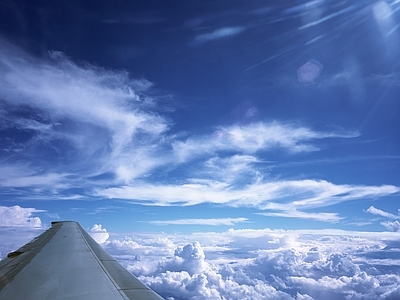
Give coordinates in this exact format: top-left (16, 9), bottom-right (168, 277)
top-left (0, 221), bottom-right (164, 300)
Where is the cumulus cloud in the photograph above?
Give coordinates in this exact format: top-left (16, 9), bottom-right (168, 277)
top-left (0, 206), bottom-right (45, 259)
top-left (100, 228), bottom-right (400, 300)
top-left (3, 222), bottom-right (400, 299)
top-left (157, 242), bottom-right (208, 275)
top-left (88, 224), bottom-right (110, 244)
top-left (0, 205), bottom-right (44, 227)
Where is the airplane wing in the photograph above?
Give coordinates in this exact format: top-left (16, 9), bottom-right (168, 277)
top-left (0, 221), bottom-right (164, 300)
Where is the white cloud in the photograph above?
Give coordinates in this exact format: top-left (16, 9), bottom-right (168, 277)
top-left (381, 220), bottom-right (400, 232)
top-left (0, 38), bottom-right (170, 184)
top-left (172, 122), bottom-right (359, 163)
top-left (3, 223), bottom-right (399, 299)
top-left (0, 38), bottom-right (374, 205)
top-left (97, 180), bottom-right (398, 219)
top-left (157, 242), bottom-right (208, 275)
top-left (88, 224), bottom-right (110, 244)
top-left (0, 205), bottom-right (44, 227)
top-left (0, 163), bottom-right (68, 189)
top-left (366, 206), bottom-right (400, 219)
top-left (289, 182), bottom-right (399, 209)
top-left (147, 217), bottom-right (249, 226)
top-left (1, 172), bottom-right (67, 188)
top-left (194, 26), bottom-right (245, 44)
top-left (202, 155), bottom-right (262, 184)
top-left (258, 210), bottom-right (342, 222)
top-left (99, 227), bottom-right (400, 300)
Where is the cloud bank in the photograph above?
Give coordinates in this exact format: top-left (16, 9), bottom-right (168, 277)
top-left (89, 225), bottom-right (400, 300)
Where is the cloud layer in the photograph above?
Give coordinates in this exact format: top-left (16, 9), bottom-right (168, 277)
top-left (87, 224), bottom-right (400, 300)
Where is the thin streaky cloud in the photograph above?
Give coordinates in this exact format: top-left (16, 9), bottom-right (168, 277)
top-left (0, 163), bottom-right (69, 189)
top-left (290, 183), bottom-right (399, 209)
top-left (366, 206), bottom-right (400, 219)
top-left (0, 38), bottom-right (170, 183)
top-left (193, 26), bottom-right (246, 44)
top-left (147, 217), bottom-right (249, 226)
top-left (97, 179), bottom-right (399, 213)
top-left (346, 221), bottom-right (373, 227)
top-left (257, 210), bottom-right (342, 223)
top-left (381, 220), bottom-right (400, 231)
top-left (0, 172), bottom-right (68, 188)
top-left (172, 122), bottom-right (359, 163)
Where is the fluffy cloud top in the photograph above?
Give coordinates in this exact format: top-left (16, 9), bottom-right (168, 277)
top-left (0, 205), bottom-right (43, 227)
top-left (102, 228), bottom-right (400, 300)
top-left (3, 221), bottom-right (400, 299)
top-left (88, 224), bottom-right (110, 244)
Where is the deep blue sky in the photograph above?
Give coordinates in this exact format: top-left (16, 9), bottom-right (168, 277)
top-left (0, 0), bottom-right (399, 233)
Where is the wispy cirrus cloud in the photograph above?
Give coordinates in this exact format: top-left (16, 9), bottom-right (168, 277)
top-left (0, 171), bottom-right (67, 188)
top-left (172, 122), bottom-right (359, 163)
top-left (0, 37), bottom-right (170, 185)
top-left (366, 206), bottom-right (400, 219)
top-left (0, 163), bottom-right (69, 190)
top-left (381, 220), bottom-right (400, 232)
top-left (1, 37), bottom-right (397, 224)
top-left (366, 206), bottom-right (400, 232)
top-left (193, 26), bottom-right (246, 44)
top-left (0, 37), bottom-right (367, 202)
top-left (97, 179), bottom-right (399, 222)
top-left (257, 210), bottom-right (343, 223)
top-left (147, 217), bottom-right (249, 226)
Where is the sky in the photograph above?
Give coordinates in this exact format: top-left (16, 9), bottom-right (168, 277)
top-left (1, 0), bottom-right (400, 299)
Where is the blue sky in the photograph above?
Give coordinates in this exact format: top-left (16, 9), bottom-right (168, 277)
top-left (1, 1), bottom-right (400, 298)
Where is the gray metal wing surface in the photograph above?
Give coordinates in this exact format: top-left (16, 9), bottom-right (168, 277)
top-left (0, 221), bottom-right (164, 300)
